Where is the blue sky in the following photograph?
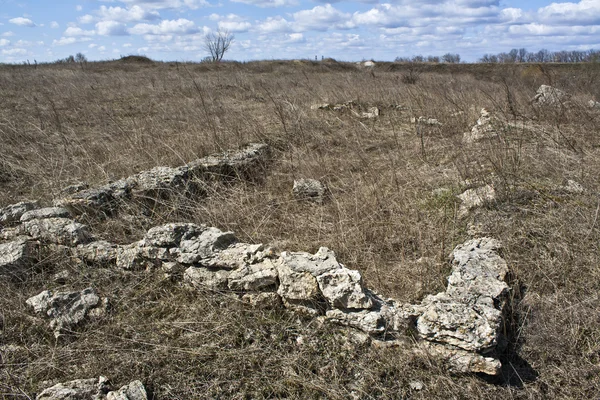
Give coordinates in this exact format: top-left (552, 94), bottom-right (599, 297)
top-left (1, 0), bottom-right (599, 63)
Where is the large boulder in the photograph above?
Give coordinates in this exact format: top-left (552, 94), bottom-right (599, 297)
top-left (36, 376), bottom-right (111, 400)
top-left (533, 85), bottom-right (570, 106)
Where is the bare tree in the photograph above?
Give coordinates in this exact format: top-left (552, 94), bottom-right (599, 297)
top-left (204, 29), bottom-right (234, 62)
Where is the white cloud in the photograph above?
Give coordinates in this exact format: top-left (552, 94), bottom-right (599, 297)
top-left (9, 17), bottom-right (36, 27)
top-left (538, 0), bottom-right (600, 25)
top-left (76, 5), bottom-right (83, 11)
top-left (52, 36), bottom-right (92, 46)
top-left (96, 21), bottom-right (129, 36)
top-left (89, 43), bottom-right (97, 48)
top-left (218, 21), bottom-right (252, 32)
top-left (129, 19), bottom-right (199, 35)
top-left (257, 16), bottom-right (293, 33)
top-left (123, 43), bottom-right (133, 47)
top-left (116, 0), bottom-right (208, 10)
top-left (230, 0), bottom-right (297, 7)
top-left (1, 31), bottom-right (15, 37)
top-left (98, 45), bottom-right (106, 51)
top-left (2, 48), bottom-right (27, 55)
top-left (96, 5), bottom-right (161, 22)
top-left (64, 26), bottom-right (95, 37)
top-left (293, 5), bottom-right (354, 31)
top-left (50, 21), bottom-right (60, 28)
top-left (79, 15), bottom-right (96, 24)
top-left (0, 39), bottom-right (10, 47)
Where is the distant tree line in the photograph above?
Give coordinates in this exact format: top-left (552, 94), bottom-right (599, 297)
top-left (395, 48), bottom-right (600, 64)
top-left (479, 48), bottom-right (600, 63)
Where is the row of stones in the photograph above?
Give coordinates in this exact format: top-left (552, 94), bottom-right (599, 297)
top-left (2, 201), bottom-right (510, 376)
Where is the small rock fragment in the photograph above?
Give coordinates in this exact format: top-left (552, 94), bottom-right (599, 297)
top-left (292, 179), bottom-right (327, 203)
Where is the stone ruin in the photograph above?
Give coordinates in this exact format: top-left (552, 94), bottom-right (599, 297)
top-left (0, 143), bottom-right (517, 396)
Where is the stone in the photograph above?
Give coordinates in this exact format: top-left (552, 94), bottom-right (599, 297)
top-left (143, 223), bottom-right (204, 247)
top-left (276, 257), bottom-right (322, 314)
top-left (177, 227), bottom-right (237, 264)
top-left (0, 240), bottom-right (39, 276)
top-left (360, 107), bottom-right (380, 119)
top-left (184, 266), bottom-right (230, 290)
top-left (0, 201), bottom-right (39, 225)
top-left (417, 342), bottom-right (501, 376)
top-left (463, 108), bottom-right (498, 143)
top-left (561, 179), bottom-right (585, 194)
top-left (241, 292), bottom-right (282, 308)
top-left (411, 116), bottom-right (441, 126)
top-left (201, 243), bottom-right (268, 270)
top-left (457, 185), bottom-right (496, 216)
top-left (20, 207), bottom-right (71, 222)
top-left (228, 259), bottom-right (278, 291)
top-left (316, 267), bottom-right (373, 310)
top-left (26, 287), bottom-right (101, 338)
top-left (22, 218), bottom-right (93, 246)
top-left (76, 241), bottom-right (120, 265)
top-left (60, 181), bottom-right (89, 196)
top-left (325, 309), bottom-right (386, 335)
top-left (280, 247), bottom-right (341, 277)
top-left (129, 166), bottom-right (189, 198)
top-left (292, 179), bottom-right (326, 203)
top-left (106, 380), bottom-right (147, 400)
top-left (36, 376), bottom-right (111, 400)
top-left (311, 103), bottom-right (331, 110)
top-left (116, 242), bottom-right (169, 270)
top-left (409, 381), bottom-right (424, 391)
top-left (186, 143), bottom-right (270, 181)
top-left (588, 100), bottom-right (600, 109)
top-left (362, 61), bottom-right (376, 68)
top-left (533, 84), bottom-right (570, 106)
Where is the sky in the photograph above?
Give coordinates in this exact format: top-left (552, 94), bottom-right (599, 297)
top-left (0, 0), bottom-right (599, 63)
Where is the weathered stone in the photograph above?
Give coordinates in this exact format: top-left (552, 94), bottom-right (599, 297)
top-left (177, 227), bottom-right (236, 264)
top-left (325, 309), bottom-right (386, 335)
top-left (22, 218), bottom-right (93, 246)
top-left (280, 247), bottom-right (341, 277)
top-left (417, 342), bottom-right (501, 376)
top-left (106, 380), bottom-right (147, 400)
top-left (316, 267), bottom-right (373, 310)
top-left (360, 107), bottom-right (380, 119)
top-left (0, 239), bottom-right (39, 276)
top-left (184, 266), bottom-right (230, 290)
top-left (463, 108), bottom-right (498, 143)
top-left (292, 179), bottom-right (326, 203)
top-left (36, 376), bottom-right (111, 400)
top-left (561, 179), bottom-right (585, 194)
top-left (533, 84), bottom-right (570, 106)
top-left (116, 242), bottom-right (169, 270)
top-left (0, 201), bottom-right (39, 225)
top-left (228, 259), bottom-right (278, 291)
top-left (276, 257), bottom-right (322, 314)
top-left (129, 166), bottom-right (189, 198)
top-left (143, 223), bottom-right (204, 247)
top-left (186, 143), bottom-right (270, 181)
top-left (60, 181), bottom-right (89, 196)
top-left (27, 287), bottom-right (101, 338)
top-left (20, 207), bottom-right (71, 222)
top-left (588, 100), bottom-right (600, 109)
top-left (241, 292), bottom-right (282, 308)
top-left (411, 116), bottom-right (441, 126)
top-left (76, 241), bottom-right (119, 265)
top-left (201, 243), bottom-right (268, 270)
top-left (457, 185), bottom-right (496, 216)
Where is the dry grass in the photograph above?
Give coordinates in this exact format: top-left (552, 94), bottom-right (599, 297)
top-left (1, 60), bottom-right (600, 398)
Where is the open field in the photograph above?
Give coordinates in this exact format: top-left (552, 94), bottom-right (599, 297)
top-left (1, 59), bottom-right (600, 398)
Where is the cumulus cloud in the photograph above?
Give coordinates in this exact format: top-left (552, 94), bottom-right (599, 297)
top-left (64, 26), bottom-right (95, 37)
top-left (98, 5), bottom-right (161, 22)
top-left (211, 14), bottom-right (252, 32)
top-left (2, 48), bottom-right (27, 55)
top-left (9, 17), bottom-right (36, 27)
top-left (129, 19), bottom-right (199, 35)
top-left (96, 21), bottom-right (129, 36)
top-left (52, 36), bottom-right (92, 46)
top-left (1, 31), bottom-right (15, 37)
top-left (293, 5), bottom-right (354, 31)
top-left (230, 0), bottom-right (298, 7)
top-left (116, 0), bottom-right (208, 9)
top-left (538, 0), bottom-right (600, 25)
top-left (0, 38), bottom-right (10, 47)
top-left (257, 16), bottom-right (293, 33)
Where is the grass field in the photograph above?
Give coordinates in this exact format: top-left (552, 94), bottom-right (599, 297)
top-left (1, 58), bottom-right (599, 398)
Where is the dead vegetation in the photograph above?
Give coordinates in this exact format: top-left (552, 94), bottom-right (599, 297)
top-left (1, 60), bottom-right (600, 398)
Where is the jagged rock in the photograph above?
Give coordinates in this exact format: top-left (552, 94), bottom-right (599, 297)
top-left (76, 241), bottom-right (120, 265)
top-left (359, 107), bottom-right (380, 119)
top-left (457, 185), bottom-right (496, 216)
top-left (228, 259), bottom-right (278, 291)
top-left (200, 243), bottom-right (269, 270)
top-left (417, 342), bottom-right (501, 376)
top-left (36, 376), bottom-right (111, 400)
top-left (186, 143), bottom-right (270, 181)
top-left (415, 237), bottom-right (509, 374)
top-left (129, 166), bottom-right (189, 198)
top-left (280, 247), bottom-right (341, 277)
top-left (27, 287), bottom-right (101, 338)
top-left (143, 223), bottom-right (204, 247)
top-left (22, 218), bottom-right (93, 246)
top-left (116, 241), bottom-right (169, 270)
top-left (316, 267), bottom-right (373, 310)
top-left (57, 179), bottom-right (133, 216)
top-left (177, 227), bottom-right (237, 264)
top-left (0, 239), bottom-right (39, 276)
top-left (463, 108), bottom-right (498, 143)
top-left (20, 207), bottom-right (71, 222)
top-left (276, 257), bottom-right (322, 314)
top-left (325, 309), bottom-right (386, 335)
top-left (0, 201), bottom-right (39, 225)
top-left (533, 85), bottom-right (570, 106)
top-left (292, 179), bottom-right (326, 203)
top-left (106, 380), bottom-right (147, 400)
top-left (184, 266), bottom-right (230, 290)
